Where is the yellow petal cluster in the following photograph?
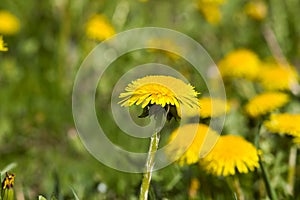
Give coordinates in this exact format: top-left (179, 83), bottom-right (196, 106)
top-left (0, 10), bottom-right (20, 35)
top-left (244, 1), bottom-right (268, 21)
top-left (197, 0), bottom-right (225, 25)
top-left (264, 113), bottom-right (300, 137)
top-left (245, 92), bottom-right (289, 118)
top-left (200, 135), bottom-right (260, 176)
top-left (119, 76), bottom-right (200, 117)
top-left (166, 123), bottom-right (219, 165)
top-left (218, 49), bottom-right (261, 80)
top-left (85, 14), bottom-right (115, 41)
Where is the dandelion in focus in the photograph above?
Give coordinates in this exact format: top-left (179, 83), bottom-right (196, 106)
top-left (264, 113), bottom-right (300, 137)
top-left (200, 135), bottom-right (260, 176)
top-left (119, 75), bottom-right (200, 120)
top-left (245, 92), bottom-right (289, 118)
top-left (218, 49), bottom-right (261, 80)
top-left (166, 123), bottom-right (219, 165)
top-left (0, 10), bottom-right (20, 35)
top-left (257, 62), bottom-right (299, 91)
top-left (85, 14), bottom-right (116, 41)
top-left (0, 35), bottom-right (8, 51)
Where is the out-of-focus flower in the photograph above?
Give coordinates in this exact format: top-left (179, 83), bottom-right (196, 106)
top-left (85, 14), bottom-right (115, 41)
top-left (245, 92), bottom-right (289, 118)
top-left (0, 11), bottom-right (20, 35)
top-left (244, 1), bottom-right (268, 21)
top-left (264, 113), bottom-right (300, 137)
top-left (119, 75), bottom-right (200, 120)
top-left (147, 38), bottom-right (181, 60)
top-left (257, 62), bottom-right (299, 91)
top-left (0, 35), bottom-right (8, 51)
top-left (199, 97), bottom-right (230, 118)
top-left (197, 0), bottom-right (225, 25)
top-left (200, 135), bottom-right (260, 176)
top-left (166, 123), bottom-right (219, 165)
top-left (1, 172), bottom-right (15, 200)
top-left (218, 49), bottom-right (261, 80)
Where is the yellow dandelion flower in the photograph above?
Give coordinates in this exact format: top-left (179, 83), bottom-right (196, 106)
top-left (166, 124), bottom-right (219, 165)
top-left (200, 135), bottom-right (260, 176)
top-left (244, 1), bottom-right (268, 21)
top-left (218, 49), bottom-right (261, 80)
top-left (197, 0), bottom-right (225, 25)
top-left (85, 14), bottom-right (115, 41)
top-left (257, 62), bottom-right (299, 91)
top-left (245, 92), bottom-right (289, 118)
top-left (119, 76), bottom-right (200, 119)
top-left (0, 35), bottom-right (8, 51)
top-left (264, 113), bottom-right (300, 137)
top-left (0, 11), bottom-right (20, 35)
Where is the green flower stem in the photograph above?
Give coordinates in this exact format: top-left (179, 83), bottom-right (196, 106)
top-left (139, 131), bottom-right (160, 200)
top-left (254, 120), bottom-right (277, 200)
top-left (259, 156), bottom-right (277, 200)
top-left (287, 145), bottom-right (297, 195)
top-left (226, 176), bottom-right (244, 200)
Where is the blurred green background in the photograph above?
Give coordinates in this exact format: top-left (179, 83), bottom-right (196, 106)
top-left (1, 0), bottom-right (300, 199)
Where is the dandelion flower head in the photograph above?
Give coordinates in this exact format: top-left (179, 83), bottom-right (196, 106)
top-left (200, 135), bottom-right (261, 176)
top-left (119, 75), bottom-right (200, 118)
top-left (85, 14), bottom-right (115, 41)
top-left (245, 92), bottom-right (289, 118)
top-left (257, 62), bottom-right (299, 91)
top-left (0, 10), bottom-right (20, 35)
top-left (0, 35), bottom-right (8, 51)
top-left (166, 123), bottom-right (219, 165)
top-left (264, 113), bottom-right (300, 137)
top-left (199, 97), bottom-right (230, 118)
top-left (218, 49), bottom-right (260, 80)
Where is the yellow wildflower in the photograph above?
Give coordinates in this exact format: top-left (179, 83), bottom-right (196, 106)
top-left (0, 35), bottom-right (8, 51)
top-left (1, 172), bottom-right (15, 200)
top-left (199, 97), bottom-right (230, 118)
top-left (244, 1), bottom-right (267, 21)
top-left (264, 113), bottom-right (300, 137)
top-left (257, 62), bottom-right (299, 91)
top-left (197, 0), bottom-right (225, 25)
top-left (85, 14), bottom-right (115, 41)
top-left (200, 135), bottom-right (260, 176)
top-left (218, 49), bottom-right (261, 80)
top-left (0, 11), bottom-right (20, 35)
top-left (166, 124), bottom-right (219, 165)
top-left (189, 178), bottom-right (200, 199)
top-left (245, 92), bottom-right (289, 118)
top-left (119, 76), bottom-right (200, 119)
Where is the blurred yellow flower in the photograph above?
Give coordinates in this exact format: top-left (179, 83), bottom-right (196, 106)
top-left (0, 11), bottom-right (20, 35)
top-left (245, 92), bottom-right (289, 118)
top-left (264, 113), bottom-right (300, 137)
top-left (0, 35), bottom-right (8, 51)
top-left (197, 0), bottom-right (225, 25)
top-left (166, 123), bottom-right (219, 165)
top-left (147, 38), bottom-right (181, 60)
top-left (85, 14), bottom-right (115, 41)
top-left (199, 97), bottom-right (230, 118)
top-left (244, 1), bottom-right (267, 21)
top-left (189, 178), bottom-right (200, 199)
top-left (200, 135), bottom-right (260, 176)
top-left (218, 49), bottom-right (261, 80)
top-left (119, 76), bottom-right (200, 119)
top-left (1, 172), bottom-right (15, 200)
top-left (257, 62), bottom-right (299, 91)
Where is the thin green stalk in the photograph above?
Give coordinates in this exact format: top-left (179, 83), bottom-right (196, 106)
top-left (287, 145), bottom-right (297, 195)
top-left (139, 131), bottom-right (160, 200)
top-left (227, 176), bottom-right (244, 200)
top-left (254, 119), bottom-right (277, 200)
